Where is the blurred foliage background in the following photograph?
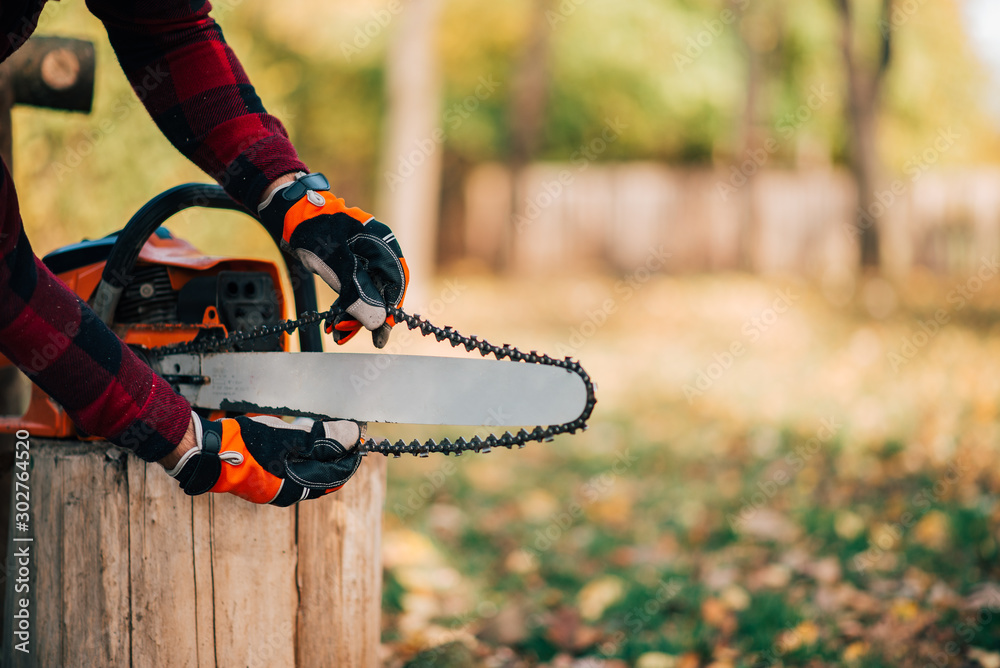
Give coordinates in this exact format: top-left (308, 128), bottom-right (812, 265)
top-left (11, 0), bottom-right (1000, 256)
top-left (11, 0), bottom-right (1000, 666)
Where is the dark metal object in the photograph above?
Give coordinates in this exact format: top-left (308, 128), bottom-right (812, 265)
top-left (146, 305), bottom-right (598, 457)
top-left (0, 36), bottom-right (96, 166)
top-left (160, 374), bottom-right (209, 386)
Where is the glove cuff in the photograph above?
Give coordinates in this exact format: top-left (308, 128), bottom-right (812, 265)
top-left (257, 172), bottom-right (373, 245)
top-left (168, 413), bottom-right (242, 496)
top-left (257, 172), bottom-right (329, 239)
top-left (257, 171), bottom-right (308, 212)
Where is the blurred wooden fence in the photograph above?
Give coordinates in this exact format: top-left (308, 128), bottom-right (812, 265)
top-left (462, 163), bottom-right (1000, 277)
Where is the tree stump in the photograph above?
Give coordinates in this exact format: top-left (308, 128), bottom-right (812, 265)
top-left (0, 438), bottom-right (385, 667)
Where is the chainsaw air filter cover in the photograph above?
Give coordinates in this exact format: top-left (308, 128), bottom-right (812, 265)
top-left (177, 271), bottom-right (281, 351)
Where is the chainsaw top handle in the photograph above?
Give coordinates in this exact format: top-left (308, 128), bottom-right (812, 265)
top-left (89, 183), bottom-right (323, 352)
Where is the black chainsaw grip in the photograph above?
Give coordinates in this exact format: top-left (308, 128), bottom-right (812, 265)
top-left (91, 183), bottom-right (323, 352)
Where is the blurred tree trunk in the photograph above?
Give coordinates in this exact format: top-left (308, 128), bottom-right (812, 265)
top-left (509, 0), bottom-right (555, 167)
top-left (836, 0), bottom-right (893, 270)
top-left (735, 4), bottom-right (764, 271)
top-left (505, 0), bottom-right (557, 271)
top-left (378, 0), bottom-right (443, 306)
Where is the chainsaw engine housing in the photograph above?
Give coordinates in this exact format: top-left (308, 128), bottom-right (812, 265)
top-left (0, 227), bottom-right (291, 438)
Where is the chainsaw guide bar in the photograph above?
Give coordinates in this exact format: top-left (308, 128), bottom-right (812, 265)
top-left (148, 306), bottom-right (597, 457)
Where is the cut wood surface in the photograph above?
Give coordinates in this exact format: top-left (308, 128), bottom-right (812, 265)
top-left (2, 440), bottom-right (387, 667)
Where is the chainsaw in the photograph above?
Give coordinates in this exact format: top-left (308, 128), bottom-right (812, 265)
top-left (0, 184), bottom-right (595, 456)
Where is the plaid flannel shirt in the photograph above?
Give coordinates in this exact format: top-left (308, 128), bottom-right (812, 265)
top-left (0, 0), bottom-right (308, 460)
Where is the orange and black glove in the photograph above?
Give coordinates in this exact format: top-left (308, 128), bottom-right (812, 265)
top-left (259, 172), bottom-right (408, 348)
top-left (168, 412), bottom-right (364, 506)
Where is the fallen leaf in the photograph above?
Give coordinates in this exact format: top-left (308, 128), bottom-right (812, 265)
top-left (578, 575), bottom-right (625, 621)
top-left (913, 510), bottom-right (950, 551)
top-left (546, 607), bottom-right (581, 651)
top-left (383, 529), bottom-right (442, 569)
top-left (838, 584), bottom-right (882, 615)
top-left (793, 620), bottom-right (819, 645)
top-left (703, 565), bottom-right (739, 591)
top-left (518, 489), bottom-right (560, 522)
top-left (808, 556), bottom-right (842, 585)
top-left (835, 510), bottom-right (867, 540)
top-left (701, 597), bottom-right (735, 632)
top-left (428, 503), bottom-right (464, 536)
top-left (843, 641), bottom-right (870, 663)
top-left (868, 523), bottom-right (902, 552)
top-left (750, 563), bottom-right (792, 589)
top-left (964, 582), bottom-right (1000, 610)
top-left (736, 509), bottom-right (800, 543)
top-left (505, 549), bottom-right (538, 575)
top-left (890, 598), bottom-right (919, 621)
top-left (777, 620), bottom-right (818, 652)
top-left (970, 647), bottom-right (1000, 668)
top-left (927, 581), bottom-right (960, 608)
top-left (394, 565), bottom-right (462, 594)
top-left (573, 624), bottom-right (603, 651)
top-left (636, 653), bottom-right (677, 668)
top-left (837, 616), bottom-right (865, 637)
top-left (711, 645), bottom-right (740, 662)
top-left (478, 600), bottom-right (528, 646)
top-left (901, 567), bottom-right (933, 598)
top-left (677, 653), bottom-right (701, 668)
top-left (720, 584), bottom-right (751, 611)
top-left (586, 488), bottom-right (635, 529)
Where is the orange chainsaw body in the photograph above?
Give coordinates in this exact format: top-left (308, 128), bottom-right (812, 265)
top-left (0, 230), bottom-right (290, 438)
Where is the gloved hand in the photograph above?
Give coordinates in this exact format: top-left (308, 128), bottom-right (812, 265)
top-left (258, 172), bottom-right (408, 348)
top-left (168, 412), bottom-right (364, 506)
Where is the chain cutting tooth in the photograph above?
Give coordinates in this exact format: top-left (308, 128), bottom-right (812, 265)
top-left (389, 439), bottom-right (406, 457)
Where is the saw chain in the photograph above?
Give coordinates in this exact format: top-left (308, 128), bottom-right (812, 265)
top-left (147, 306), bottom-right (597, 457)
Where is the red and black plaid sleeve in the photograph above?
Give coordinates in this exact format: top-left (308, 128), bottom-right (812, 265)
top-left (0, 0), bottom-right (307, 460)
top-left (85, 0), bottom-right (310, 209)
top-left (0, 162), bottom-right (190, 461)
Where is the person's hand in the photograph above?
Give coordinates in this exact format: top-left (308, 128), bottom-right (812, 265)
top-left (168, 412), bottom-right (364, 506)
top-left (258, 172), bottom-right (408, 348)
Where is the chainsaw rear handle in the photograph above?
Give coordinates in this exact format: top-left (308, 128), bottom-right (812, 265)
top-left (90, 183), bottom-right (323, 352)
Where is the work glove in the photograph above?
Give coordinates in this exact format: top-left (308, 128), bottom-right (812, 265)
top-left (168, 412), bottom-right (364, 506)
top-left (258, 172), bottom-right (408, 348)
